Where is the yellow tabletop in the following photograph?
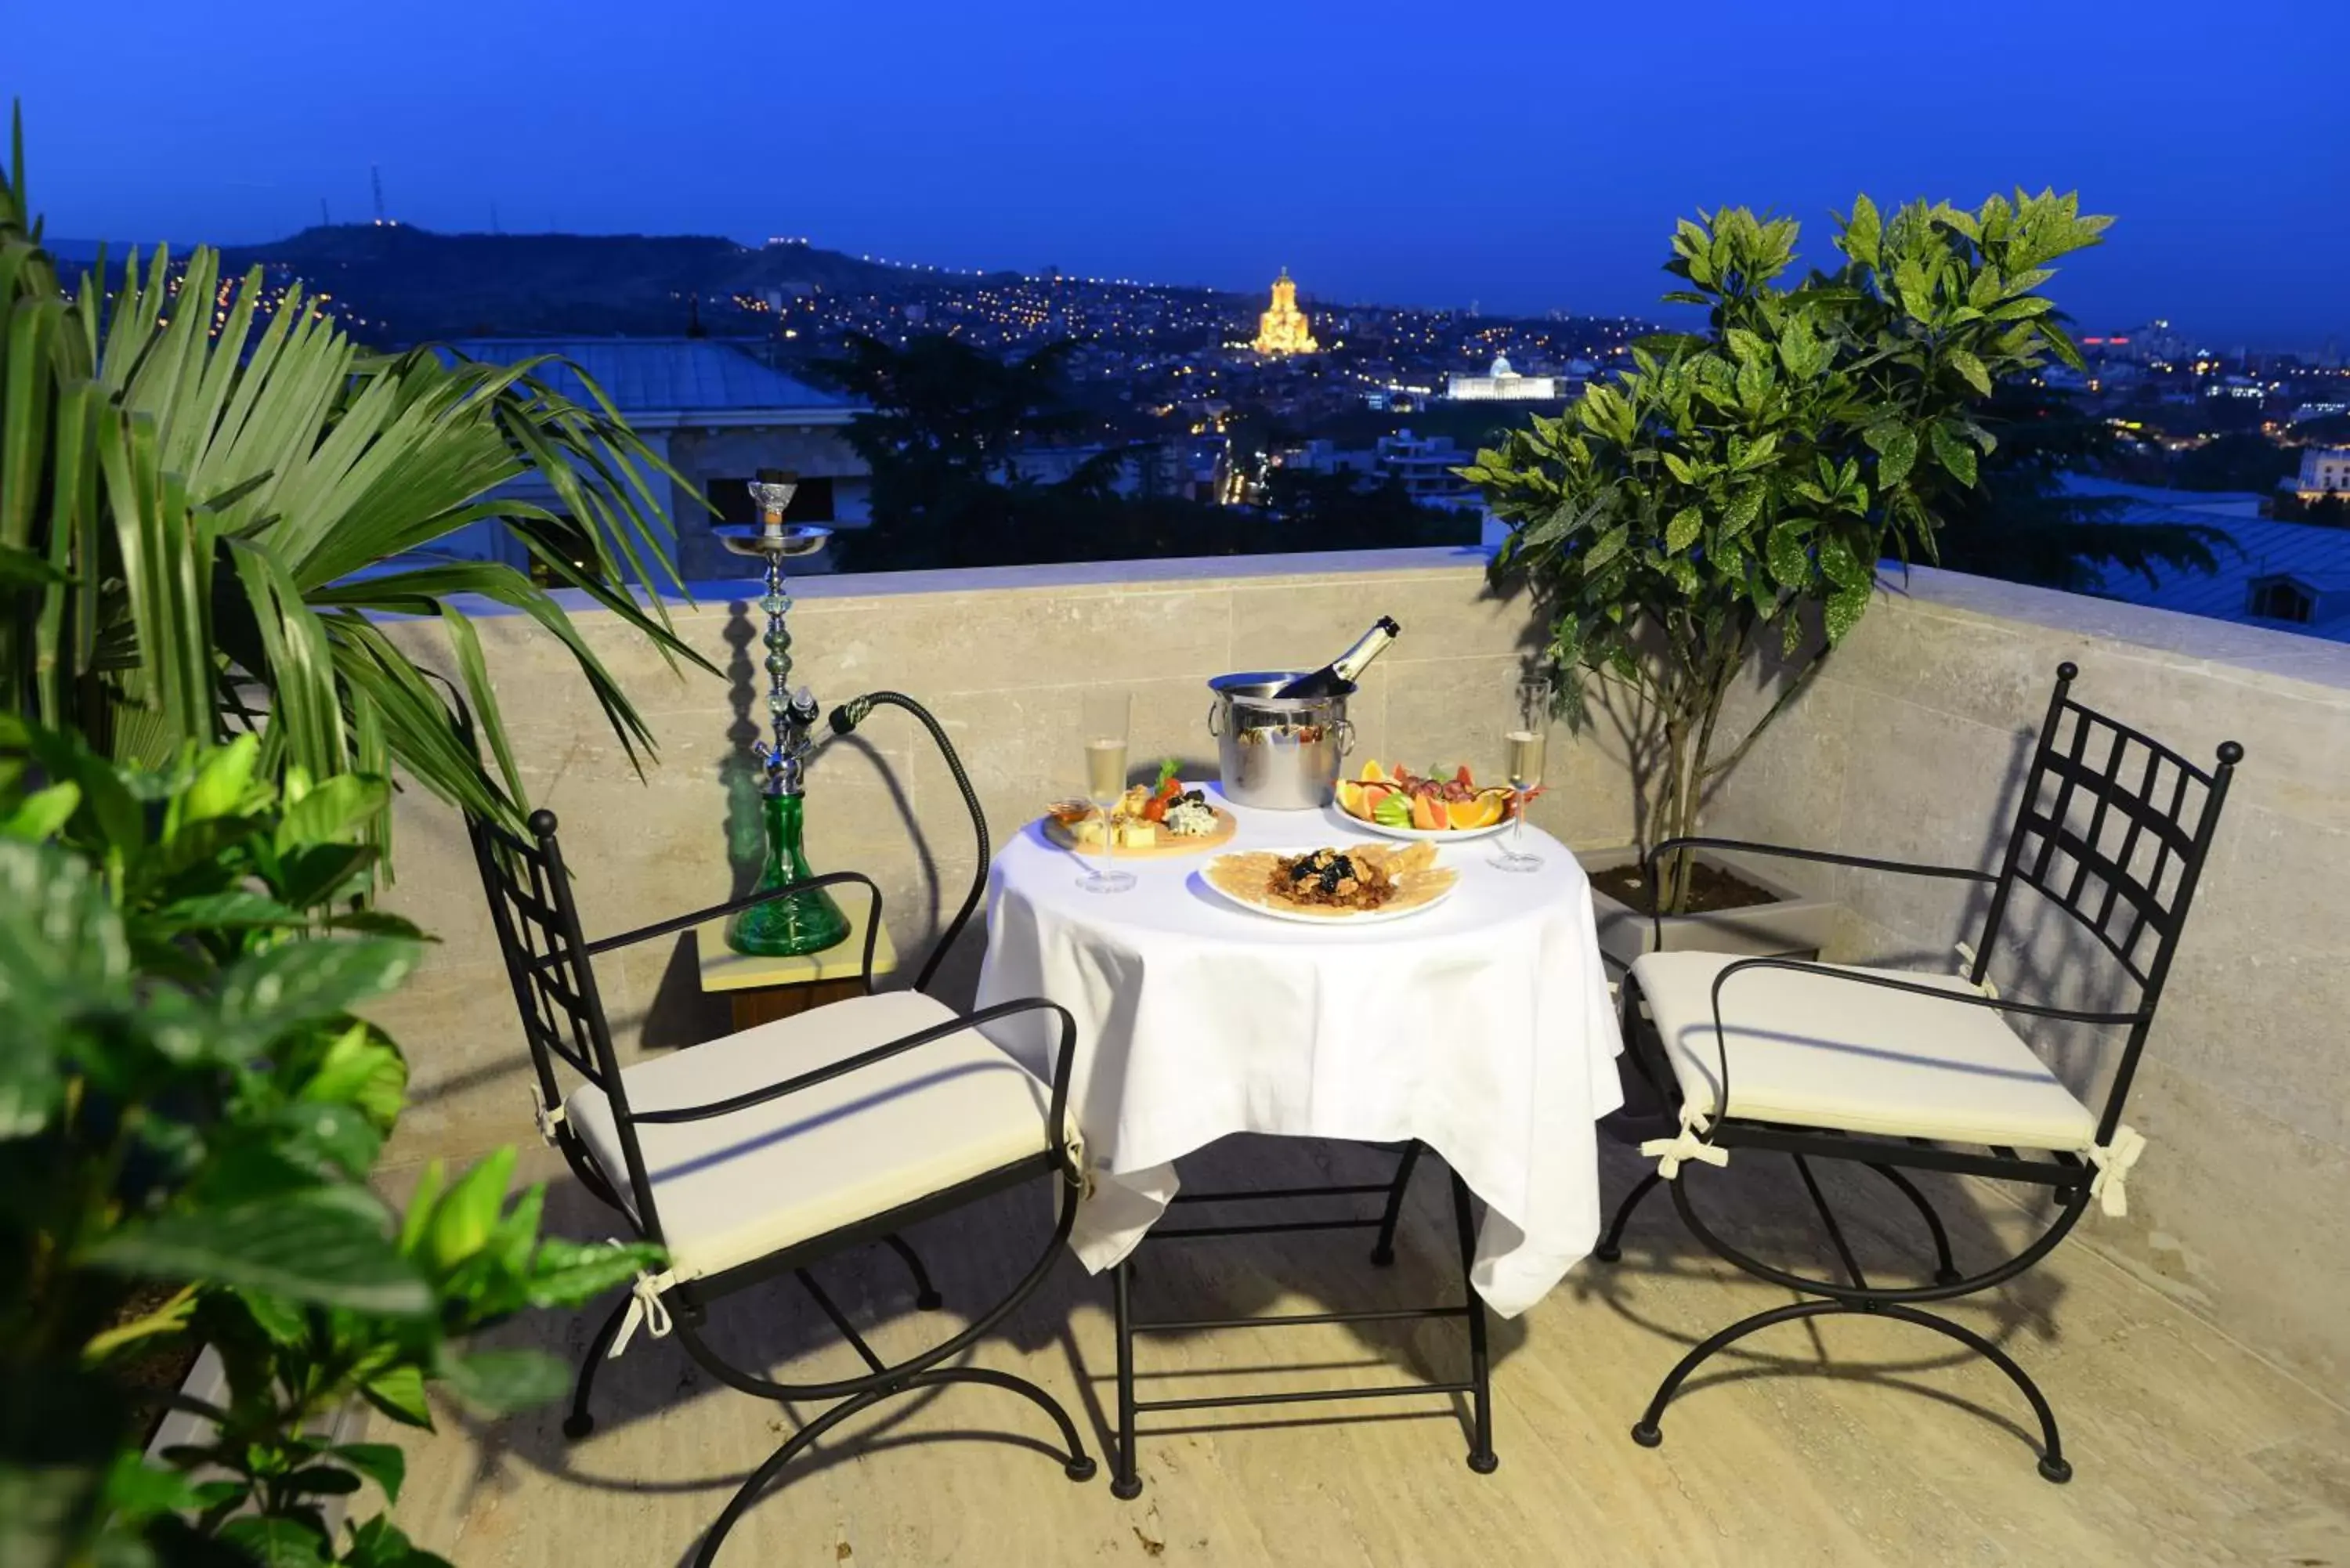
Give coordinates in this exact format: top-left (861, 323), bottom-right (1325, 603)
top-left (692, 898), bottom-right (898, 993)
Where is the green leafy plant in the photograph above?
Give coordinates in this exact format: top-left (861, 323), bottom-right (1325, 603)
top-left (0, 111), bottom-right (715, 868)
top-left (0, 722), bottom-right (657, 1567)
top-left (1465, 193), bottom-right (2110, 911)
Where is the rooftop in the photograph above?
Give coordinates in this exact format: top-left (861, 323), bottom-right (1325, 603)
top-left (2062, 473), bottom-right (2270, 518)
top-left (2063, 473), bottom-right (2350, 635)
top-left (439, 336), bottom-right (852, 422)
top-left (360, 553), bottom-right (2350, 1566)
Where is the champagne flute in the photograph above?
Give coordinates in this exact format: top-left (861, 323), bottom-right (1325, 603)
top-left (1492, 675), bottom-right (1551, 873)
top-left (1078, 690), bottom-right (1137, 894)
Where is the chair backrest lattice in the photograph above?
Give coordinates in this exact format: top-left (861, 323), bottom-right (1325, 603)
top-left (1973, 663), bottom-right (2240, 1140)
top-left (465, 810), bottom-right (678, 1251)
top-left (468, 813), bottom-right (619, 1092)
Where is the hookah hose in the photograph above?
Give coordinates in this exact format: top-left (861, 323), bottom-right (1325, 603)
top-left (829, 691), bottom-right (988, 995)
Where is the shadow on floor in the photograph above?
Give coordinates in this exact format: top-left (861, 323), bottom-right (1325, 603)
top-left (1569, 1134), bottom-right (2077, 1458)
top-left (445, 1136), bottom-right (1517, 1508)
top-left (439, 1125), bottom-right (2084, 1560)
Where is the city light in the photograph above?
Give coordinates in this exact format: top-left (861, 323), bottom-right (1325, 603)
top-left (161, 222), bottom-right (2347, 537)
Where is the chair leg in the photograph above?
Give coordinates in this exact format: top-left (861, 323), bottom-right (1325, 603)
top-left (880, 1231), bottom-right (945, 1310)
top-left (1865, 1164), bottom-right (1963, 1286)
top-left (1370, 1140), bottom-right (1424, 1266)
top-left (696, 1384), bottom-right (896, 1566)
top-left (916, 1365), bottom-right (1097, 1482)
top-left (1593, 1170), bottom-right (1662, 1264)
top-left (1110, 1259), bottom-right (1143, 1500)
top-left (562, 1292), bottom-right (632, 1440)
top-left (1449, 1171), bottom-right (1499, 1475)
top-left (692, 1366), bottom-right (1096, 1566)
top-left (1632, 1298), bottom-right (1831, 1449)
top-left (1877, 1302), bottom-right (2071, 1483)
top-left (1628, 1297), bottom-right (2071, 1483)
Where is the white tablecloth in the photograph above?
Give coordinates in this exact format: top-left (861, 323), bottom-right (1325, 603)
top-left (975, 787), bottom-right (1625, 1317)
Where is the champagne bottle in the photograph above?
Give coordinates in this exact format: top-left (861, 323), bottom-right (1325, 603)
top-left (1275, 616), bottom-right (1401, 698)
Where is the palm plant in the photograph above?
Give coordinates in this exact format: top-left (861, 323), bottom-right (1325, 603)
top-left (0, 113), bottom-right (713, 862)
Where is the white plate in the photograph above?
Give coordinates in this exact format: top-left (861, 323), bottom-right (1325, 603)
top-left (1198, 848), bottom-right (1459, 927)
top-left (1330, 803), bottom-right (1513, 843)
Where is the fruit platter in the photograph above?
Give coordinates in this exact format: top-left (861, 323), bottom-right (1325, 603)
top-left (1045, 761), bottom-right (1238, 857)
top-left (1202, 841), bottom-right (1459, 925)
top-left (1335, 761), bottom-right (1524, 840)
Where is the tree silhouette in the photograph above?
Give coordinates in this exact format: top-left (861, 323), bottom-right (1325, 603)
top-left (2173, 430), bottom-right (2297, 494)
top-left (814, 333), bottom-right (1473, 570)
top-left (1932, 385), bottom-right (2232, 592)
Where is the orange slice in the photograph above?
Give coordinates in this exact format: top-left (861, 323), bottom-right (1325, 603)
top-left (1447, 794), bottom-right (1506, 830)
top-left (1360, 760), bottom-right (1389, 783)
top-left (1337, 781), bottom-right (1368, 819)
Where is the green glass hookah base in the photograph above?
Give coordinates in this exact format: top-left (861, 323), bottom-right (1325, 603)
top-left (726, 878), bottom-right (851, 957)
top-left (728, 795), bottom-right (851, 957)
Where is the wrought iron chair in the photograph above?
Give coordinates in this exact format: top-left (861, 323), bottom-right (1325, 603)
top-left (1594, 662), bottom-right (2238, 1482)
top-left (465, 692), bottom-right (1094, 1566)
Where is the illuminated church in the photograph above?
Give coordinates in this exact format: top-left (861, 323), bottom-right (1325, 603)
top-left (1251, 269), bottom-right (1319, 356)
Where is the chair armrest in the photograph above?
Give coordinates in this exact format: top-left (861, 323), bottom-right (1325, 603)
top-left (828, 691), bottom-right (989, 998)
top-left (579, 870), bottom-right (884, 986)
top-left (1638, 838), bottom-right (1998, 960)
top-left (1690, 956), bottom-right (2143, 1130)
top-left (1643, 836), bottom-right (1997, 886)
top-left (629, 995), bottom-right (1086, 1187)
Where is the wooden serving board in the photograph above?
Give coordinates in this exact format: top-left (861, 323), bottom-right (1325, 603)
top-left (1043, 806), bottom-right (1238, 858)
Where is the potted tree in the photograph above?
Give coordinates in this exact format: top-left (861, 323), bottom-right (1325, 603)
top-left (1466, 193), bottom-right (2110, 966)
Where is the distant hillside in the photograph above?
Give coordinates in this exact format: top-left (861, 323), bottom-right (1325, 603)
top-left (213, 225), bottom-right (968, 342)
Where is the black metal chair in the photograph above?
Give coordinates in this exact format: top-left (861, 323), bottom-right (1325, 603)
top-left (466, 692), bottom-right (1094, 1566)
top-left (1594, 662), bottom-right (2238, 1482)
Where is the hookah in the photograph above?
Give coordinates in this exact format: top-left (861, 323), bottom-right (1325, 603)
top-left (720, 470), bottom-right (852, 957)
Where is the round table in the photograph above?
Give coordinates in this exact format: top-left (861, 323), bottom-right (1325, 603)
top-left (976, 786), bottom-right (1625, 1317)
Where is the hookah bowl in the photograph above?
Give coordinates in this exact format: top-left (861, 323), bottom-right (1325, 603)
top-left (718, 476), bottom-right (851, 958)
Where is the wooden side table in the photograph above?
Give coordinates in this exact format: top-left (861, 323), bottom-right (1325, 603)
top-left (693, 900), bottom-right (898, 1031)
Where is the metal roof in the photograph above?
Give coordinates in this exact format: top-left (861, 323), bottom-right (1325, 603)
top-left (2252, 569), bottom-right (2350, 594)
top-left (438, 337), bottom-right (851, 417)
top-left (2061, 474), bottom-right (2350, 638)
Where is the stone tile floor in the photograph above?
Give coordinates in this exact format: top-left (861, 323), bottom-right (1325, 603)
top-left (381, 1139), bottom-right (2350, 1566)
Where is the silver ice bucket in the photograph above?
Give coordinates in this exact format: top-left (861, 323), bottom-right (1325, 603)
top-left (1207, 672), bottom-right (1356, 811)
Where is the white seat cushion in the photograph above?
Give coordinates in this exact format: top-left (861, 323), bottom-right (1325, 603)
top-left (1630, 950), bottom-right (2099, 1152)
top-left (565, 991), bottom-right (1055, 1283)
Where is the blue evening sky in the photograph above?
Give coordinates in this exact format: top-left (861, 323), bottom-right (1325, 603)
top-left (10, 0), bottom-right (2347, 349)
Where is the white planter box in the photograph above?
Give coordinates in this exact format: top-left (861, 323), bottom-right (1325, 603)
top-left (1578, 845), bottom-right (1839, 974)
top-left (143, 1345), bottom-right (231, 1465)
top-left (146, 1346), bottom-right (372, 1537)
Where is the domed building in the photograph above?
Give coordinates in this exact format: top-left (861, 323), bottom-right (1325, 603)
top-left (1446, 353), bottom-right (1567, 401)
top-left (1251, 269), bottom-right (1319, 356)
